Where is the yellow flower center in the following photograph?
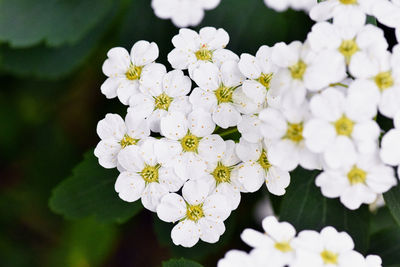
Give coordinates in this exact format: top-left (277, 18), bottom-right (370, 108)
top-left (125, 64), bottom-right (142, 80)
top-left (285, 123), bottom-right (304, 143)
top-left (140, 164), bottom-right (160, 183)
top-left (186, 204), bottom-right (204, 222)
top-left (289, 60), bottom-right (307, 80)
top-left (257, 73), bottom-right (273, 89)
top-left (274, 241), bottom-right (292, 252)
top-left (321, 250), bottom-right (338, 265)
top-left (334, 115), bottom-right (354, 136)
top-left (258, 150), bottom-right (271, 170)
top-left (212, 162), bottom-right (232, 184)
top-left (154, 93), bottom-right (173, 111)
top-left (339, 39), bottom-right (359, 63)
top-left (215, 84), bottom-right (234, 104)
top-left (120, 134), bottom-right (139, 148)
top-left (340, 0), bottom-right (357, 4)
top-left (375, 72), bottom-right (394, 91)
top-left (347, 166), bottom-right (367, 185)
top-left (195, 45), bottom-right (213, 61)
top-left (180, 133), bottom-right (200, 153)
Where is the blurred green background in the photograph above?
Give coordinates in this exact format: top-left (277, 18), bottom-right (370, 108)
top-left (7, 0), bottom-right (395, 266)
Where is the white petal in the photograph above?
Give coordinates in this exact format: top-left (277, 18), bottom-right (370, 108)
top-left (268, 140), bottom-right (299, 172)
top-left (182, 179), bottom-right (211, 205)
top-left (157, 193), bottom-right (186, 222)
top-left (193, 62), bottom-right (221, 92)
top-left (309, 88), bottom-right (344, 121)
top-left (159, 167), bottom-right (186, 192)
top-left (324, 137), bottom-right (357, 169)
top-left (115, 172), bottom-right (145, 202)
top-left (171, 220), bottom-right (200, 247)
top-left (94, 139), bottom-right (120, 168)
top-left (97, 113), bottom-right (126, 140)
top-left (200, 27), bottom-right (229, 50)
top-left (101, 77), bottom-right (120, 99)
top-left (102, 47), bottom-right (130, 76)
top-left (266, 166), bottom-right (290, 196)
top-left (235, 139), bottom-right (262, 162)
top-left (130, 41), bottom-right (159, 66)
top-left (238, 53), bottom-right (261, 79)
top-left (125, 111), bottom-right (150, 139)
top-left (203, 193), bottom-right (231, 221)
top-left (199, 219), bottom-right (225, 243)
top-left (160, 112), bottom-right (188, 140)
top-left (198, 134), bottom-right (226, 162)
top-left (188, 108), bottom-right (215, 137)
top-left (163, 70), bottom-right (192, 97)
top-left (237, 162), bottom-right (265, 193)
top-left (141, 183), bottom-right (168, 212)
top-left (303, 119), bottom-right (336, 153)
top-left (213, 103), bottom-right (242, 129)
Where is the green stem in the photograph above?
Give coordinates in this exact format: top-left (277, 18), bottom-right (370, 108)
top-left (219, 127), bottom-right (239, 137)
top-left (330, 82), bottom-right (349, 88)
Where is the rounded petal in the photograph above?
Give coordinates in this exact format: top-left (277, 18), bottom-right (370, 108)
top-left (97, 113), bottom-right (126, 140)
top-left (199, 219), bottom-right (226, 243)
top-left (182, 179), bottom-right (211, 206)
top-left (171, 220), bottom-right (200, 247)
top-left (130, 41), bottom-right (159, 66)
top-left (213, 103), bottom-right (242, 129)
top-left (198, 134), bottom-right (226, 162)
top-left (163, 70), bottom-right (192, 97)
top-left (160, 112), bottom-right (188, 140)
top-left (141, 182), bottom-right (169, 212)
top-left (188, 108), bottom-right (216, 137)
top-left (237, 162), bottom-right (264, 193)
top-left (266, 166), bottom-right (290, 196)
top-left (115, 172), bottom-right (145, 202)
top-left (157, 193), bottom-right (186, 222)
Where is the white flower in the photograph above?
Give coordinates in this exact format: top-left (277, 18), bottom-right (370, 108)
top-left (241, 216), bottom-right (297, 267)
top-left (350, 47), bottom-right (400, 118)
top-left (371, 0), bottom-right (400, 29)
top-left (292, 226), bottom-right (365, 267)
top-left (303, 87), bottom-right (380, 169)
top-left (380, 111), bottom-right (400, 177)
top-left (263, 0), bottom-right (317, 12)
top-left (309, 0), bottom-right (374, 23)
top-left (101, 41), bottom-right (161, 105)
top-left (308, 22), bottom-right (388, 69)
top-left (168, 27), bottom-right (238, 76)
top-left (218, 250), bottom-right (261, 267)
top-left (238, 45), bottom-right (279, 109)
top-left (156, 109), bottom-right (225, 180)
top-left (151, 0), bottom-right (220, 28)
top-left (129, 70), bottom-right (192, 132)
top-left (316, 152), bottom-right (397, 210)
top-left (259, 106), bottom-right (321, 171)
top-left (94, 112), bottom-right (150, 169)
top-left (235, 138), bottom-right (290, 195)
top-left (197, 140), bottom-right (243, 210)
top-left (271, 41), bottom-right (346, 102)
top-left (191, 60), bottom-right (258, 128)
top-left (365, 255), bottom-right (383, 267)
top-left (157, 179), bottom-right (231, 247)
top-left (115, 138), bottom-right (185, 211)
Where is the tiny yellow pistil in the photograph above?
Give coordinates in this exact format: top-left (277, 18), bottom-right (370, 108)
top-left (258, 150), bottom-right (271, 170)
top-left (140, 164), bottom-right (160, 183)
top-left (334, 115), bottom-right (354, 136)
top-left (320, 250), bottom-right (338, 265)
top-left (154, 93), bottom-right (173, 111)
top-left (186, 204), bottom-right (204, 222)
top-left (180, 133), bottom-right (200, 153)
top-left (274, 241), bottom-right (292, 252)
top-left (212, 162), bottom-right (232, 184)
top-left (195, 44), bottom-right (213, 61)
top-left (375, 72), bottom-right (394, 91)
top-left (285, 123), bottom-right (304, 143)
top-left (347, 166), bottom-right (367, 185)
top-left (215, 84), bottom-right (234, 104)
top-left (120, 134), bottom-right (139, 148)
top-left (289, 60), bottom-right (307, 80)
top-left (339, 0), bottom-right (357, 4)
top-left (125, 64), bottom-right (142, 80)
top-left (257, 73), bottom-right (273, 89)
top-left (339, 40), bottom-right (359, 63)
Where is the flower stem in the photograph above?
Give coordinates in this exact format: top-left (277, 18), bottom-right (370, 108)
top-left (219, 127), bottom-right (239, 137)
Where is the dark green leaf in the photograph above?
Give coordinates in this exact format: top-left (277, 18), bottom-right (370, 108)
top-left (49, 150), bottom-right (142, 223)
top-left (279, 168), bottom-right (370, 253)
top-left (369, 227), bottom-right (400, 266)
top-left (0, 0), bottom-right (113, 48)
top-left (162, 258), bottom-right (203, 267)
top-left (384, 183), bottom-right (400, 228)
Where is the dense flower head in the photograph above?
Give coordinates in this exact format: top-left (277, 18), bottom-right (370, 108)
top-left (96, 0), bottom-right (400, 251)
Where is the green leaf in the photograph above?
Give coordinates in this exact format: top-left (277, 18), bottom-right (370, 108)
top-left (369, 227), bottom-right (400, 266)
top-left (279, 168), bottom-right (371, 253)
top-left (384, 183), bottom-right (400, 228)
top-left (0, 0), bottom-right (113, 48)
top-left (162, 258), bottom-right (203, 267)
top-left (49, 150), bottom-right (142, 223)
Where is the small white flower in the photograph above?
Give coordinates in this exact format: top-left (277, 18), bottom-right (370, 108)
top-left (168, 27), bottom-right (238, 76)
top-left (259, 106), bottom-right (321, 171)
top-left (371, 0), bottom-right (400, 30)
top-left (197, 140), bottom-right (243, 210)
top-left (263, 0), bottom-right (317, 12)
top-left (156, 109), bottom-right (226, 180)
top-left (218, 250), bottom-right (261, 267)
top-left (235, 138), bottom-right (290, 195)
top-left (316, 152), bottom-right (397, 210)
top-left (94, 112), bottom-right (150, 169)
top-left (191, 60), bottom-right (258, 128)
top-left (241, 216), bottom-right (297, 267)
top-left (151, 0), bottom-right (220, 28)
top-left (101, 41), bottom-right (161, 105)
top-left (157, 179), bottom-right (231, 247)
top-left (380, 111), bottom-right (400, 176)
top-left (350, 47), bottom-right (400, 118)
top-left (303, 87), bottom-right (380, 169)
top-left (238, 45), bottom-right (279, 109)
top-left (365, 255), bottom-right (383, 267)
top-left (293, 226), bottom-right (365, 267)
top-left (271, 41), bottom-right (346, 101)
top-left (115, 139), bottom-right (185, 211)
top-left (129, 69), bottom-right (192, 132)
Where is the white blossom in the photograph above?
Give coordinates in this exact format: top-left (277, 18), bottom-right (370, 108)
top-left (263, 0), bottom-right (317, 12)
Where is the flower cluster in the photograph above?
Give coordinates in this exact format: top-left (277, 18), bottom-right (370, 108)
top-left (95, 0), bottom-right (400, 249)
top-left (218, 216), bottom-right (382, 267)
